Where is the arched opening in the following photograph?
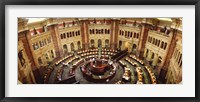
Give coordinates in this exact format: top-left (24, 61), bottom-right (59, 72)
top-left (63, 44), bottom-right (68, 53)
top-left (132, 44), bottom-right (137, 53)
top-left (161, 41), bottom-right (164, 48)
top-left (69, 32), bottom-right (72, 37)
top-left (164, 42), bottom-right (167, 50)
top-left (107, 29), bottom-right (110, 34)
top-left (155, 39), bottom-right (158, 45)
top-left (119, 40), bottom-right (122, 50)
top-left (78, 31), bottom-right (80, 36)
top-left (72, 32), bottom-right (74, 37)
top-left (130, 32), bottom-right (133, 37)
top-left (101, 29), bottom-right (104, 34)
top-left (70, 43), bottom-right (75, 51)
top-left (127, 31), bottom-right (130, 37)
top-left (137, 33), bottom-right (139, 38)
top-left (92, 29), bottom-right (95, 34)
top-left (151, 53), bottom-right (154, 59)
top-left (153, 38), bottom-right (155, 44)
top-left (157, 40), bottom-right (160, 47)
top-left (134, 32), bottom-right (136, 38)
top-left (77, 41), bottom-right (81, 50)
top-left (60, 34), bottom-right (63, 39)
top-left (105, 39), bottom-right (109, 48)
top-left (91, 39), bottom-right (95, 48)
top-left (105, 29), bottom-right (107, 34)
top-left (150, 37), bottom-right (152, 43)
top-left (51, 50), bottom-right (54, 58)
top-left (98, 39), bottom-right (102, 48)
top-left (63, 33), bottom-right (66, 39)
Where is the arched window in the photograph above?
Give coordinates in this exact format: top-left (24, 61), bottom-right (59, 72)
top-left (155, 39), bottom-right (158, 45)
top-left (63, 44), bottom-right (68, 53)
top-left (92, 29), bottom-right (94, 34)
top-left (78, 31), bottom-right (80, 36)
top-left (151, 53), bottom-right (154, 59)
top-left (90, 29), bottom-right (92, 34)
top-left (153, 38), bottom-right (155, 44)
top-left (96, 29), bottom-right (98, 34)
top-left (125, 31), bottom-right (127, 37)
top-left (72, 32), bottom-right (74, 37)
top-left (164, 42), bottom-right (167, 49)
top-left (51, 50), bottom-right (54, 58)
top-left (150, 37), bottom-right (152, 43)
top-left (70, 43), bottom-right (75, 51)
top-left (101, 29), bottom-right (104, 34)
top-left (105, 29), bottom-right (107, 34)
top-left (107, 29), bottom-right (110, 34)
top-left (63, 33), bottom-right (66, 39)
top-left (127, 31), bottom-right (130, 37)
top-left (60, 34), bottom-right (63, 39)
top-left (91, 39), bottom-right (95, 48)
top-left (157, 40), bottom-right (160, 47)
top-left (132, 44), bottom-right (137, 53)
top-left (39, 41), bottom-right (42, 47)
top-left (137, 33), bottom-right (139, 38)
top-left (105, 39), bottom-right (109, 48)
top-left (75, 32), bottom-right (77, 36)
top-left (161, 41), bottom-right (164, 48)
top-left (98, 39), bottom-right (102, 48)
top-left (134, 32), bottom-right (136, 38)
top-left (122, 31), bottom-right (124, 36)
top-left (67, 33), bottom-right (69, 38)
top-left (70, 32), bottom-right (72, 37)
top-left (77, 41), bottom-right (81, 50)
top-left (130, 32), bottom-right (133, 37)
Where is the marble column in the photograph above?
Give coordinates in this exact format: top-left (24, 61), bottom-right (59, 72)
top-left (137, 19), bottom-right (149, 59)
top-left (110, 20), bottom-right (120, 49)
top-left (48, 24), bottom-right (62, 58)
top-left (80, 20), bottom-right (89, 49)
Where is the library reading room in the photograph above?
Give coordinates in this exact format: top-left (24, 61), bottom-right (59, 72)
top-left (18, 18), bottom-right (182, 84)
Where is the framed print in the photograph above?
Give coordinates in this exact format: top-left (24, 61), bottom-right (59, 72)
top-left (0, 0), bottom-right (199, 102)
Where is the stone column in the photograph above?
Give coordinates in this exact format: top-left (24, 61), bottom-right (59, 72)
top-left (110, 19), bottom-right (120, 49)
top-left (48, 24), bottom-right (62, 58)
top-left (80, 20), bottom-right (89, 49)
top-left (19, 30), bottom-right (37, 68)
top-left (137, 19), bottom-right (149, 59)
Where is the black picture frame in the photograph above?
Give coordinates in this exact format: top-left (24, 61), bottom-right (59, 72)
top-left (0, 0), bottom-right (199, 102)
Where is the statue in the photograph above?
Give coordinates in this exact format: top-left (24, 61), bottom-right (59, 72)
top-left (18, 50), bottom-right (25, 66)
